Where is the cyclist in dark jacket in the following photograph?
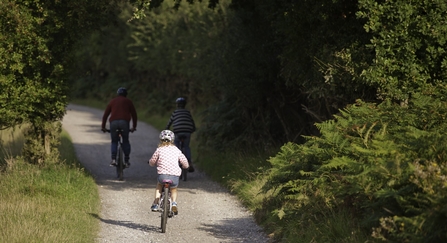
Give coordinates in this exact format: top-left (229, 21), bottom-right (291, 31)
top-left (101, 87), bottom-right (137, 167)
top-left (165, 97), bottom-right (195, 172)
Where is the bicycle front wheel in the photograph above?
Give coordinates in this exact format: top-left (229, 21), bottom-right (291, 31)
top-left (116, 143), bottom-right (124, 181)
top-left (161, 187), bottom-right (169, 233)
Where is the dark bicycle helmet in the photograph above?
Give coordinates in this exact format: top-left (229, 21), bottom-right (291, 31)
top-left (159, 130), bottom-right (175, 142)
top-left (176, 97), bottom-right (186, 105)
top-left (117, 87), bottom-right (127, 96)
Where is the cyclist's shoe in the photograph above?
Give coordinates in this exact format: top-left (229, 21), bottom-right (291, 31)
top-left (110, 160), bottom-right (117, 166)
top-left (151, 204), bottom-right (159, 212)
top-left (125, 161), bottom-right (131, 168)
top-left (172, 202), bottom-right (178, 215)
top-left (188, 165), bottom-right (195, 173)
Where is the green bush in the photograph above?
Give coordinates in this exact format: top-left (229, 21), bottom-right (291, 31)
top-left (264, 94), bottom-right (447, 242)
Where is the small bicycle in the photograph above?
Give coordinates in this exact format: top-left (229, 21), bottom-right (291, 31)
top-left (105, 128), bottom-right (127, 181)
top-left (157, 179), bottom-right (174, 233)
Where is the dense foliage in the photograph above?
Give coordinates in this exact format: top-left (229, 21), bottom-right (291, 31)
top-left (71, 0), bottom-right (378, 150)
top-left (358, 0), bottom-right (447, 100)
top-left (262, 0), bottom-right (447, 241)
top-left (0, 0), bottom-right (120, 163)
top-left (264, 95), bottom-right (447, 241)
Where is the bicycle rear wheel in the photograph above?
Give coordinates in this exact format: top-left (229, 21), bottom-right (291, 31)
top-left (116, 143), bottom-right (124, 181)
top-left (161, 187), bottom-right (169, 233)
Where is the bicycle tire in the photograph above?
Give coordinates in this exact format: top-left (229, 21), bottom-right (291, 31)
top-left (116, 143), bottom-right (124, 181)
top-left (161, 186), bottom-right (169, 233)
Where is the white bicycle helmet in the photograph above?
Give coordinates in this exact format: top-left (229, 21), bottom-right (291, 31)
top-left (159, 130), bottom-right (175, 142)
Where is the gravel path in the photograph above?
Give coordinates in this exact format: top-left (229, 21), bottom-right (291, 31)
top-left (62, 104), bottom-right (269, 243)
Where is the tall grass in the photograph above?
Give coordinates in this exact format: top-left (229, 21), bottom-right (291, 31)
top-left (0, 126), bottom-right (25, 168)
top-left (0, 129), bottom-right (100, 243)
top-left (274, 207), bottom-right (371, 243)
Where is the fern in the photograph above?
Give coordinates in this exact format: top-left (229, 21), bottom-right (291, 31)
top-left (265, 94), bottom-right (447, 241)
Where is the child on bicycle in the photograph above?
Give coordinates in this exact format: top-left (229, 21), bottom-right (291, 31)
top-left (165, 97), bottom-right (196, 172)
top-left (148, 130), bottom-right (189, 214)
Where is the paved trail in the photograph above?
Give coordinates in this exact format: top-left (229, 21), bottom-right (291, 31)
top-left (62, 104), bottom-right (269, 243)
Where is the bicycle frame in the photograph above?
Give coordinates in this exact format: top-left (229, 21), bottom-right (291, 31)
top-left (158, 179), bottom-right (173, 233)
top-left (105, 129), bottom-right (126, 181)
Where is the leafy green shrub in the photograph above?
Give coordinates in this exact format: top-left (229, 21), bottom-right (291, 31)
top-left (22, 121), bottom-right (62, 165)
top-left (264, 94), bottom-right (447, 241)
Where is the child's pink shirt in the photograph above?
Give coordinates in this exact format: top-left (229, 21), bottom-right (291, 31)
top-left (149, 145), bottom-right (189, 176)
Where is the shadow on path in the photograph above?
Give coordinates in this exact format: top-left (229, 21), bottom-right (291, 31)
top-left (89, 213), bottom-right (160, 233)
top-left (198, 217), bottom-right (266, 243)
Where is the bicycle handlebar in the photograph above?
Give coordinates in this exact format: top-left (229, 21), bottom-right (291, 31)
top-left (102, 128), bottom-right (136, 133)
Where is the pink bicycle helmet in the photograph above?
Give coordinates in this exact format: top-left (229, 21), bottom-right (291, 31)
top-left (159, 130), bottom-right (175, 142)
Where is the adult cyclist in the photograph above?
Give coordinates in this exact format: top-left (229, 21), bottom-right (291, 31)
top-left (165, 97), bottom-right (196, 172)
top-left (101, 87), bottom-right (137, 167)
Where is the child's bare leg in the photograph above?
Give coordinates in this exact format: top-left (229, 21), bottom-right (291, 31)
top-left (153, 183), bottom-right (162, 204)
top-left (171, 188), bottom-right (178, 202)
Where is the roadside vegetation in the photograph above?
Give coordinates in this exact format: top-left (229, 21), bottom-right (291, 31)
top-left (3, 0), bottom-right (447, 242)
top-left (0, 128), bottom-right (100, 243)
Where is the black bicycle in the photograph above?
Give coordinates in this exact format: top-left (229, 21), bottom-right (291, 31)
top-left (105, 129), bottom-right (126, 181)
top-left (157, 179), bottom-right (174, 233)
top-left (178, 135), bottom-right (188, 181)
